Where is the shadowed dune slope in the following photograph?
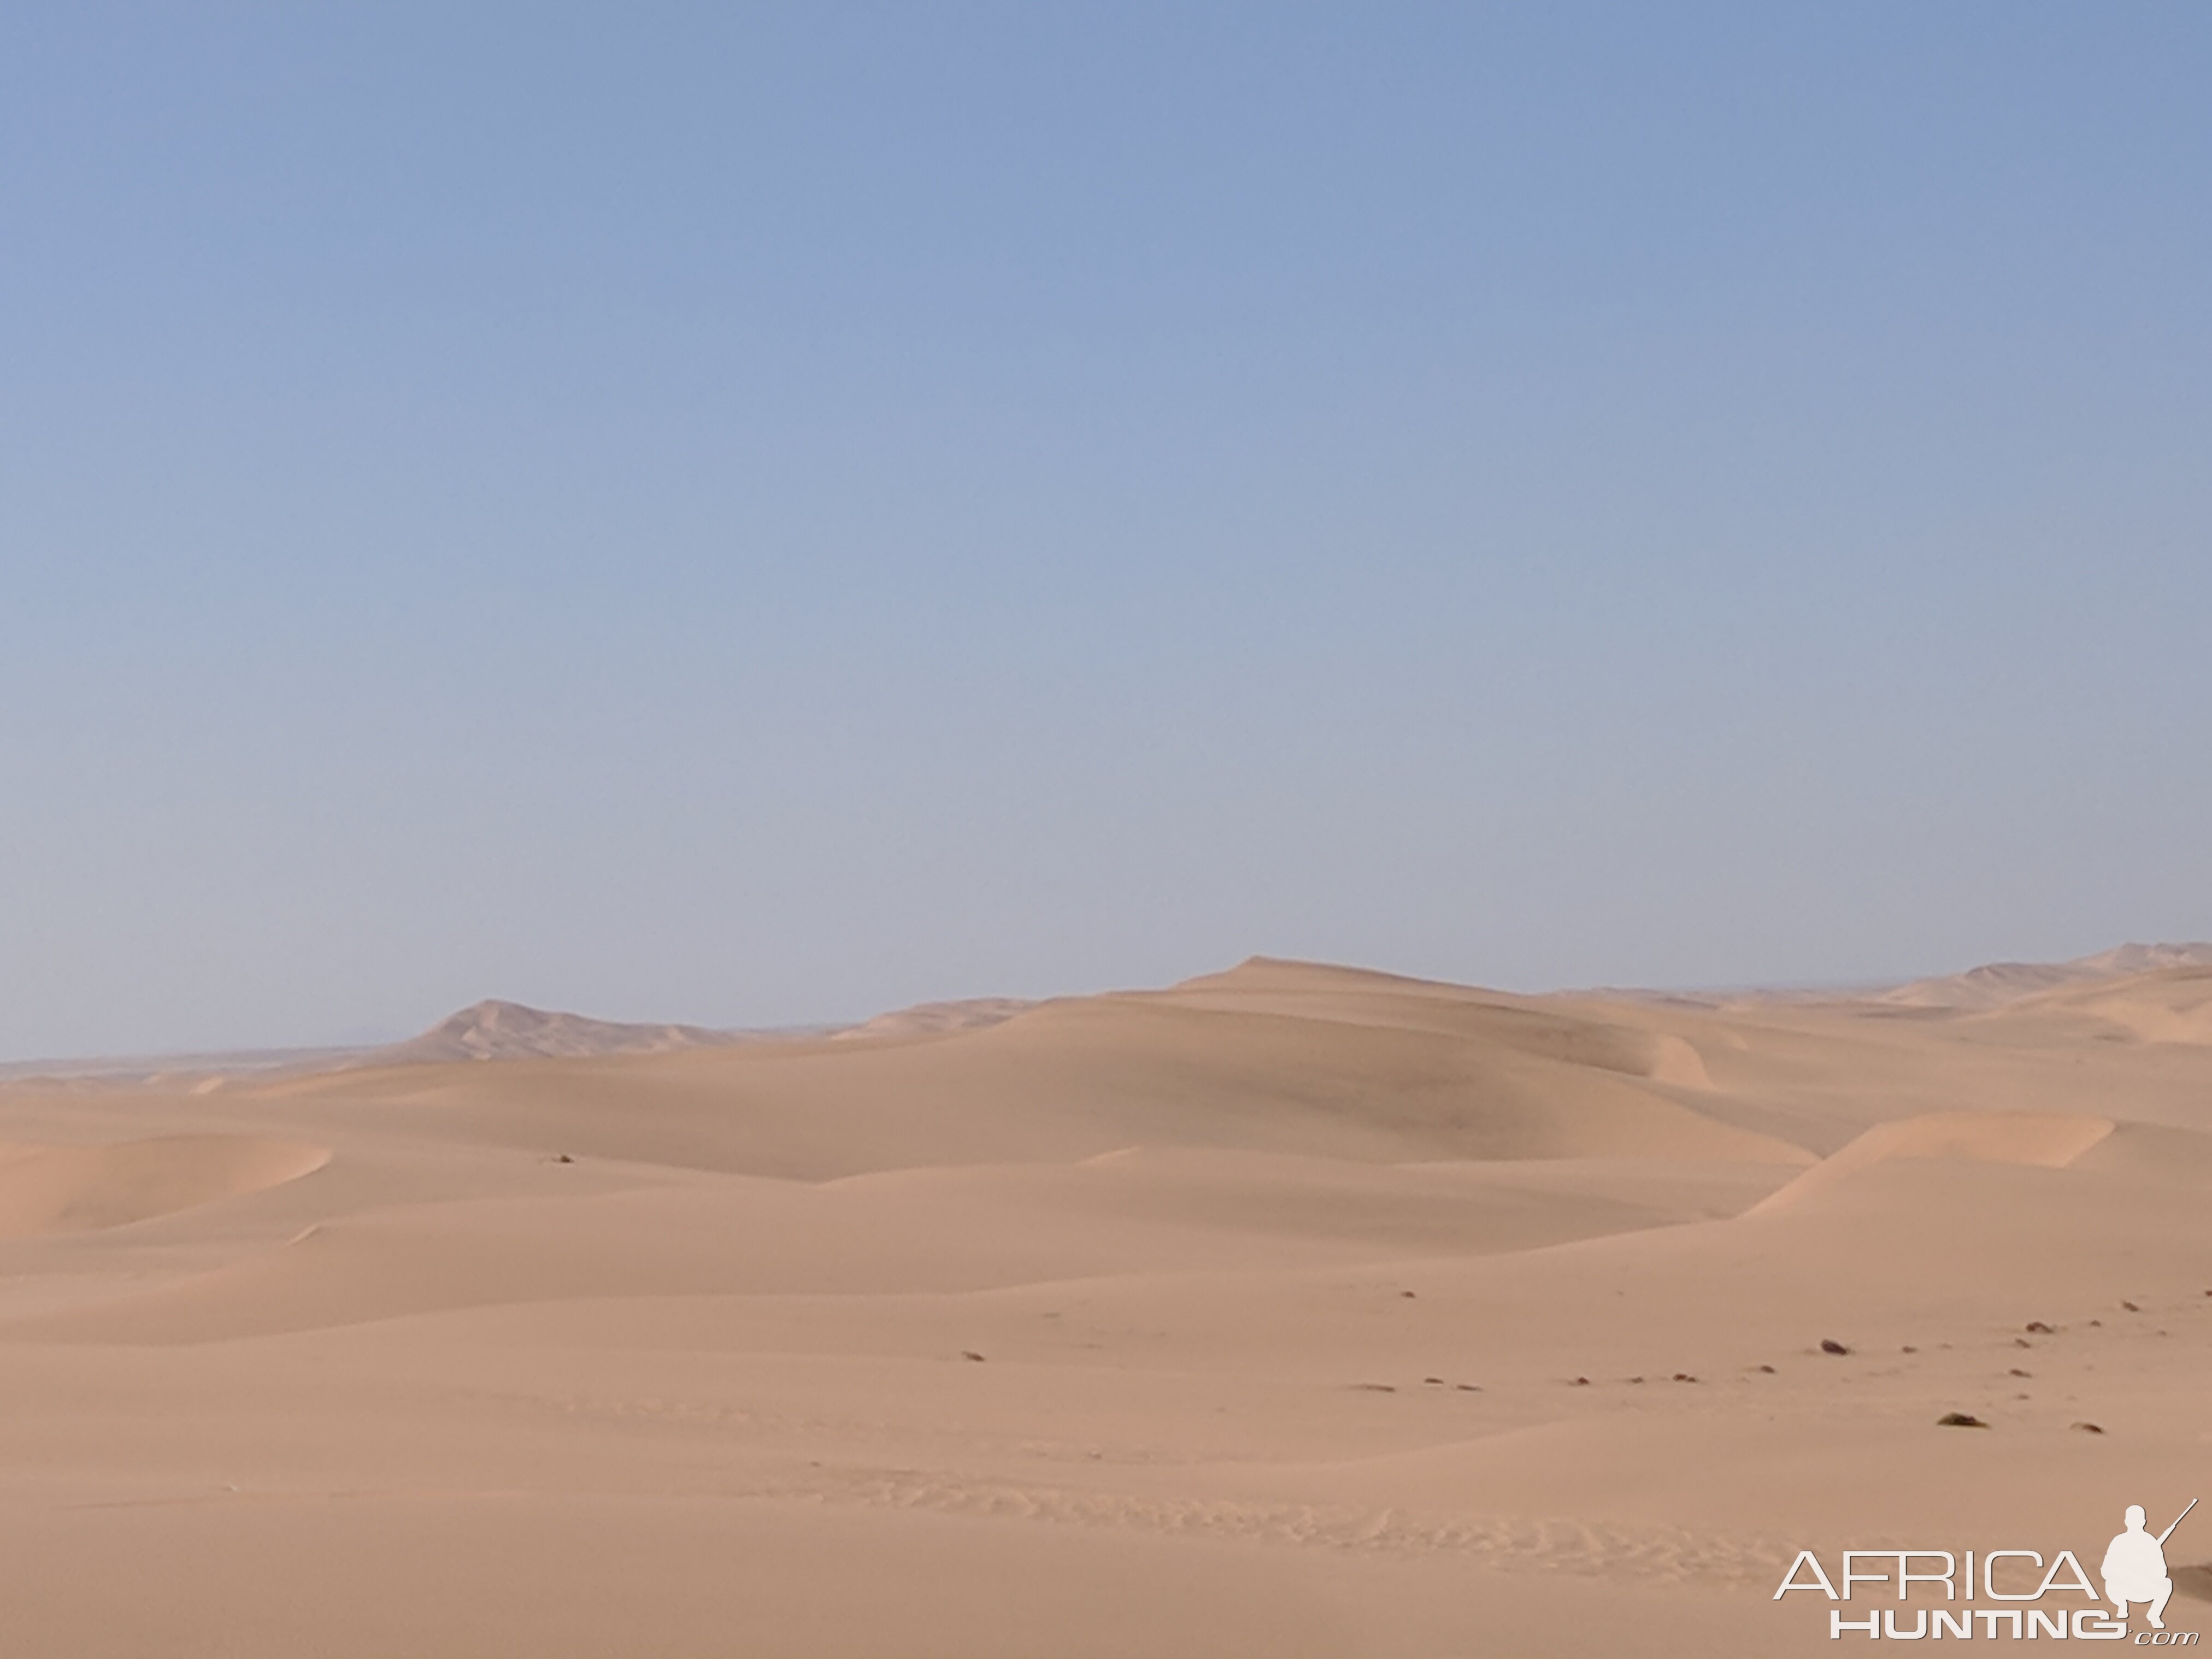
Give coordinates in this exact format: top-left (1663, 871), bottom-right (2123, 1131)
top-left (1879, 942), bottom-right (2212, 1010)
top-left (0, 1136), bottom-right (330, 1238)
top-left (1744, 1110), bottom-right (2114, 1215)
top-left (1158, 957), bottom-right (1710, 1083)
top-left (1979, 965), bottom-right (2212, 1045)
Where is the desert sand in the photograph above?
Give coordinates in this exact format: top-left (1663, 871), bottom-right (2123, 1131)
top-left (2, 953), bottom-right (2209, 1656)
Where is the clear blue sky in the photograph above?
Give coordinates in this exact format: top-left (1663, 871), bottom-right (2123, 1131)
top-left (4, 3), bottom-right (2208, 1057)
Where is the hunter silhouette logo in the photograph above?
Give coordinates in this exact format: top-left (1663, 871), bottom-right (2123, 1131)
top-left (1774, 1498), bottom-right (2201, 1643)
top-left (2105, 1501), bottom-right (2193, 1631)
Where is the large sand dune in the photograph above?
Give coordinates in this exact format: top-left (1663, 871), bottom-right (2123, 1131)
top-left (1982, 964), bottom-right (2212, 1045)
top-left (3, 953), bottom-right (2209, 1656)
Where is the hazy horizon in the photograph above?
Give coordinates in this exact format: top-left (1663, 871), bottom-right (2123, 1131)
top-left (14, 939), bottom-right (2212, 1069)
top-left (6, 4), bottom-right (2209, 1059)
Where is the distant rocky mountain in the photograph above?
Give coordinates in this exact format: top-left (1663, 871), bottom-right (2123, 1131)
top-left (362, 994), bottom-right (1036, 1066)
top-left (827, 997), bottom-right (1037, 1042)
top-left (364, 1001), bottom-right (756, 1064)
top-left (1878, 942), bottom-right (2212, 1011)
top-left (0, 992), bottom-right (1038, 1083)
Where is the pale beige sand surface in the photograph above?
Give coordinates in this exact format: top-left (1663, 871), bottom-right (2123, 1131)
top-left (3, 957), bottom-right (2208, 1655)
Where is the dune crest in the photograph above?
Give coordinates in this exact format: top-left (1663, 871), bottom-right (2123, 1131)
top-left (1991, 965), bottom-right (2212, 1045)
top-left (0, 1134), bottom-right (331, 1238)
top-left (1745, 1110), bottom-right (2113, 1215)
top-left (1159, 957), bottom-right (1720, 1089)
top-left (1879, 940), bottom-right (2212, 1010)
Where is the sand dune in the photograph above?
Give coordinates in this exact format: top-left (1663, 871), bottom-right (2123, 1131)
top-left (1745, 1109), bottom-right (2115, 1214)
top-left (3, 954), bottom-right (2209, 1656)
top-left (1982, 964), bottom-right (2212, 1045)
top-left (1878, 939), bottom-right (2212, 1009)
top-left (0, 1134), bottom-right (329, 1239)
top-left (229, 983), bottom-right (1804, 1184)
top-left (1163, 957), bottom-right (1717, 1083)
